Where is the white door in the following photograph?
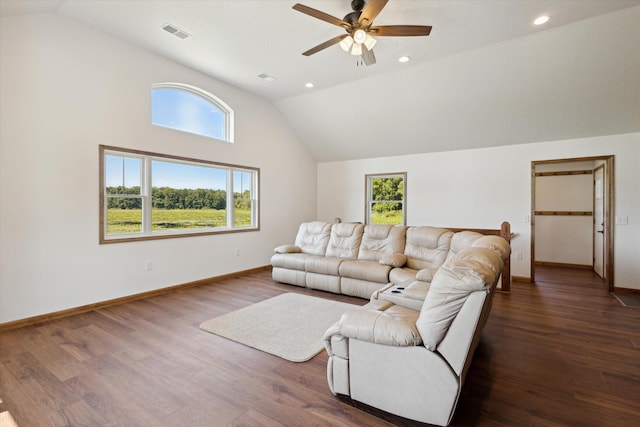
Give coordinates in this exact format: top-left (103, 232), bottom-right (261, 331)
top-left (593, 166), bottom-right (605, 278)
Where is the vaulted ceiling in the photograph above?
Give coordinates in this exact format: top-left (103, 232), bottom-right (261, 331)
top-left (2, 0), bottom-right (639, 161)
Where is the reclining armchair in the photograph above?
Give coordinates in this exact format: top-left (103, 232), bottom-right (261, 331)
top-left (323, 235), bottom-right (511, 426)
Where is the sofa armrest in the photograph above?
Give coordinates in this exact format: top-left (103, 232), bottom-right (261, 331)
top-left (370, 283), bottom-right (394, 301)
top-left (415, 267), bottom-right (437, 282)
top-left (273, 244), bottom-right (302, 254)
top-left (324, 302), bottom-right (422, 347)
top-left (378, 253), bottom-right (407, 267)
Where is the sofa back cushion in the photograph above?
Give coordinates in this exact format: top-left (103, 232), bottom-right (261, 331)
top-left (472, 235), bottom-right (511, 260)
top-left (416, 247), bottom-right (504, 351)
top-left (357, 225), bottom-right (407, 261)
top-left (444, 231), bottom-right (484, 262)
top-left (294, 221), bottom-right (332, 256)
top-left (325, 223), bottom-right (365, 259)
top-left (404, 226), bottom-right (453, 270)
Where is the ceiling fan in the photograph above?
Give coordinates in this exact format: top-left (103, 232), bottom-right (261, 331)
top-left (293, 0), bottom-right (432, 66)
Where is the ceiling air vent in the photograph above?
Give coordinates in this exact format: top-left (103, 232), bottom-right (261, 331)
top-left (162, 23), bottom-right (191, 40)
top-left (257, 73), bottom-right (276, 82)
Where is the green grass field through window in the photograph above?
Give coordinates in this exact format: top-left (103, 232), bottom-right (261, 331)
top-left (370, 210), bottom-right (403, 225)
top-left (107, 208), bottom-right (251, 234)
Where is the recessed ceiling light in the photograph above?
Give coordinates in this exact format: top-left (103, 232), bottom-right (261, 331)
top-left (398, 56), bottom-right (411, 63)
top-left (533, 15), bottom-right (550, 26)
top-left (305, 82), bottom-right (314, 88)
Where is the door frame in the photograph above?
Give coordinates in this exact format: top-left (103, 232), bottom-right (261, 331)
top-left (593, 163), bottom-right (605, 278)
top-left (530, 155), bottom-right (615, 291)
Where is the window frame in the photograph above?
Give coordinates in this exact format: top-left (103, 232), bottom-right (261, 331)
top-left (99, 145), bottom-right (259, 244)
top-left (365, 172), bottom-right (407, 226)
top-left (151, 82), bottom-right (234, 143)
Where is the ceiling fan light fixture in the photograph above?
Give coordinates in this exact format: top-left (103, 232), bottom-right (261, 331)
top-left (363, 33), bottom-right (377, 50)
top-left (293, 1), bottom-right (432, 67)
top-left (353, 29), bottom-right (367, 44)
top-left (340, 36), bottom-right (354, 52)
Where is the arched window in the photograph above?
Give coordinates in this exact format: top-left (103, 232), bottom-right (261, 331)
top-left (151, 83), bottom-right (234, 142)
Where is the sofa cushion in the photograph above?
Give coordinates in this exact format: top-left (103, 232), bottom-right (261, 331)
top-left (416, 247), bottom-right (504, 351)
top-left (339, 259), bottom-right (392, 283)
top-left (389, 266), bottom-right (418, 285)
top-left (445, 231), bottom-right (484, 261)
top-left (305, 256), bottom-right (343, 275)
top-left (294, 221), bottom-right (332, 256)
top-left (358, 224), bottom-right (407, 261)
top-left (325, 223), bottom-right (364, 259)
top-left (404, 226), bottom-right (453, 270)
top-left (472, 235), bottom-right (511, 260)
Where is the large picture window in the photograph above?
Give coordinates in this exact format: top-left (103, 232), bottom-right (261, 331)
top-left (100, 146), bottom-right (259, 243)
top-left (365, 172), bottom-right (406, 225)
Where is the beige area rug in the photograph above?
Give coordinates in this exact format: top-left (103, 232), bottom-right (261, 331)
top-left (199, 293), bottom-right (357, 362)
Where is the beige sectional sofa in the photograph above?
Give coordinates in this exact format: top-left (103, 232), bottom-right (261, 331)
top-left (272, 221), bottom-right (511, 426)
top-left (271, 221), bottom-right (510, 301)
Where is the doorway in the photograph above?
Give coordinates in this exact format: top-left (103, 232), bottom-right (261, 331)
top-left (530, 156), bottom-right (614, 291)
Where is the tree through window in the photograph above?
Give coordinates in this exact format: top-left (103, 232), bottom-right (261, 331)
top-left (365, 173), bottom-right (406, 225)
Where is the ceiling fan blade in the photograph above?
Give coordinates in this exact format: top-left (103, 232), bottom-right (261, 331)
top-left (302, 34), bottom-right (349, 56)
top-left (362, 45), bottom-right (376, 66)
top-left (358, 0), bottom-right (388, 25)
top-left (369, 25), bottom-right (432, 37)
top-left (292, 3), bottom-right (349, 28)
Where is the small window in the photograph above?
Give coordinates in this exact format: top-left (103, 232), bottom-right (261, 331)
top-left (100, 146), bottom-right (258, 243)
top-left (365, 173), bottom-right (406, 225)
top-left (151, 83), bottom-right (234, 142)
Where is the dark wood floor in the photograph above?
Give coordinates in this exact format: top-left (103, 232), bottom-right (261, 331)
top-left (1, 267), bottom-right (639, 426)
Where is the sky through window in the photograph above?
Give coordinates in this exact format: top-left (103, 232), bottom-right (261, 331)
top-left (151, 87), bottom-right (226, 140)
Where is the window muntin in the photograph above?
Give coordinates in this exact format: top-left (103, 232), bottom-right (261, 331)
top-left (233, 170), bottom-right (254, 227)
top-left (104, 155), bottom-right (144, 234)
top-left (151, 83), bottom-right (234, 142)
top-left (100, 146), bottom-right (258, 243)
top-left (365, 173), bottom-right (406, 225)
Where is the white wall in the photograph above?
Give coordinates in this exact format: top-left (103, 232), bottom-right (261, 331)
top-left (317, 133), bottom-right (640, 289)
top-left (0, 13), bottom-right (317, 323)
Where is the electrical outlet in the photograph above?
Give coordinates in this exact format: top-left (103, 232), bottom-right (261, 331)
top-left (145, 261), bottom-right (153, 271)
top-left (235, 248), bottom-right (240, 256)
top-left (522, 215), bottom-right (530, 224)
top-left (515, 252), bottom-right (523, 260)
top-left (615, 216), bottom-right (628, 225)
